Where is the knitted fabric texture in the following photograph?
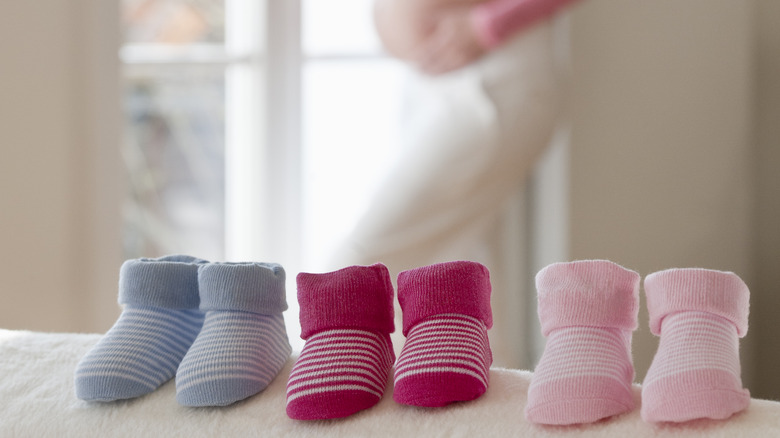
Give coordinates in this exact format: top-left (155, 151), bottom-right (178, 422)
top-left (75, 255), bottom-right (207, 401)
top-left (176, 262), bottom-right (291, 407)
top-left (286, 264), bottom-right (395, 420)
top-left (525, 260), bottom-right (639, 425)
top-left (393, 261), bottom-right (493, 407)
top-left (641, 268), bottom-right (750, 423)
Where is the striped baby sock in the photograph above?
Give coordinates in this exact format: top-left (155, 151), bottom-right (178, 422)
top-left (393, 261), bottom-right (493, 407)
top-left (641, 268), bottom-right (750, 423)
top-left (525, 260), bottom-right (640, 425)
top-left (75, 255), bottom-right (207, 401)
top-left (176, 262), bottom-right (292, 407)
top-left (286, 264), bottom-right (395, 420)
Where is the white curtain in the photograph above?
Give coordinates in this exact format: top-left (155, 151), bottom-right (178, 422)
top-left (331, 21), bottom-right (566, 368)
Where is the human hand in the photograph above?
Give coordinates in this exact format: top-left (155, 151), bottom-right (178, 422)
top-left (412, 7), bottom-right (488, 76)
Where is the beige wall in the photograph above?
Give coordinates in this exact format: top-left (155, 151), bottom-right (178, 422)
top-left (1, 3), bottom-right (74, 331)
top-left (0, 1), bottom-right (122, 333)
top-left (752, 0), bottom-right (780, 401)
top-left (570, 0), bottom-right (780, 400)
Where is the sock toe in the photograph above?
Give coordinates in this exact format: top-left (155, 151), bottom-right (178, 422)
top-left (177, 377), bottom-right (264, 407)
top-left (526, 373), bottom-right (634, 425)
top-left (641, 369), bottom-right (751, 423)
top-left (287, 389), bottom-right (382, 420)
top-left (526, 396), bottom-right (634, 425)
top-left (393, 314), bottom-right (491, 407)
top-left (393, 371), bottom-right (487, 407)
top-left (75, 375), bottom-right (159, 402)
top-left (642, 387), bottom-right (750, 423)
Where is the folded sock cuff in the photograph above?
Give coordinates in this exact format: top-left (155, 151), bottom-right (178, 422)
top-left (297, 263), bottom-right (395, 339)
top-left (118, 255), bottom-right (207, 309)
top-left (536, 260), bottom-right (640, 336)
top-left (398, 261), bottom-right (492, 336)
top-left (644, 268), bottom-right (750, 337)
top-left (197, 262), bottom-right (288, 315)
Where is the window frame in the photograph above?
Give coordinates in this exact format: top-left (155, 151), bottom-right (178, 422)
top-left (119, 0), bottom-right (303, 265)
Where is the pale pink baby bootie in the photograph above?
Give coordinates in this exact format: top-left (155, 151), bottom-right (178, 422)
top-left (641, 268), bottom-right (750, 423)
top-left (525, 260), bottom-right (640, 425)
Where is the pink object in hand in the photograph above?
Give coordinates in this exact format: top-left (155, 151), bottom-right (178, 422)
top-left (525, 260), bottom-right (640, 425)
top-left (471, 0), bottom-right (581, 48)
top-left (641, 268), bottom-right (751, 423)
top-left (393, 261), bottom-right (493, 407)
top-left (286, 264), bottom-right (396, 420)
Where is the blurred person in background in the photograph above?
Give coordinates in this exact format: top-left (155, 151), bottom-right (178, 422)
top-left (332, 0), bottom-right (582, 367)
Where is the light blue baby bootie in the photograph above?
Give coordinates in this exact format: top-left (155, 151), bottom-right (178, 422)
top-left (75, 255), bottom-right (207, 401)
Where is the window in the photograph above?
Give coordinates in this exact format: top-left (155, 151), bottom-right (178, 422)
top-left (121, 0), bottom-right (228, 260)
top-left (301, 0), bottom-right (405, 271)
top-left (120, 0), bottom-right (406, 351)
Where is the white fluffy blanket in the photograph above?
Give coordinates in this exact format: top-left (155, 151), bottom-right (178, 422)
top-left (1, 329), bottom-right (778, 437)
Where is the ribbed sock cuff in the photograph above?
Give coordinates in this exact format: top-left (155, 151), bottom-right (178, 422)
top-left (398, 261), bottom-right (492, 336)
top-left (536, 260), bottom-right (639, 336)
top-left (644, 268), bottom-right (749, 337)
top-left (297, 264), bottom-right (394, 339)
top-left (198, 262), bottom-right (288, 315)
top-left (118, 255), bottom-right (207, 309)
